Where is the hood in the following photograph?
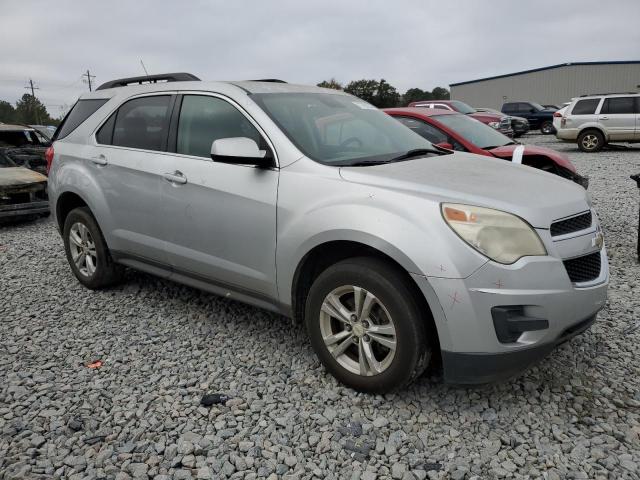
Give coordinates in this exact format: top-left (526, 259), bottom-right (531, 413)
top-left (489, 145), bottom-right (576, 172)
top-left (0, 167), bottom-right (48, 187)
top-left (339, 152), bottom-right (588, 228)
top-left (469, 112), bottom-right (503, 123)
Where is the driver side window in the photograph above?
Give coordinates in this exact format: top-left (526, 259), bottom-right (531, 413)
top-left (396, 117), bottom-right (448, 144)
top-left (177, 95), bottom-right (264, 158)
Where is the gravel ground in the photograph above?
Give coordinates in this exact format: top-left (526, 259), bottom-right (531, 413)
top-left (1, 134), bottom-right (639, 480)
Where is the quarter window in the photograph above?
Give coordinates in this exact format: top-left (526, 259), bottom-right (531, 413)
top-left (571, 99), bottom-right (600, 115)
top-left (55, 99), bottom-right (108, 140)
top-left (108, 95), bottom-right (171, 151)
top-left (600, 97), bottom-right (636, 115)
top-left (177, 95), bottom-right (263, 158)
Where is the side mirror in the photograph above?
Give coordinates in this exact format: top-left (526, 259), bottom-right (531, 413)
top-left (210, 137), bottom-right (271, 167)
top-left (435, 142), bottom-right (453, 150)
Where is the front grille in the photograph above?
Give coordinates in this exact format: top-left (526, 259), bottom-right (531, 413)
top-left (551, 211), bottom-right (592, 237)
top-left (563, 252), bottom-right (601, 283)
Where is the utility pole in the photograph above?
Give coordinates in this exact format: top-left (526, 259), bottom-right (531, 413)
top-left (83, 70), bottom-right (96, 91)
top-left (24, 78), bottom-right (41, 124)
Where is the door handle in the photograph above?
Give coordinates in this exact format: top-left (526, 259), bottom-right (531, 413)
top-left (599, 116), bottom-right (609, 120)
top-left (163, 171), bottom-right (187, 185)
top-left (90, 154), bottom-right (108, 166)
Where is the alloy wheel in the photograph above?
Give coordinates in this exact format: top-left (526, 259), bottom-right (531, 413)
top-left (319, 285), bottom-right (397, 376)
top-left (582, 134), bottom-right (599, 151)
top-left (68, 222), bottom-right (97, 277)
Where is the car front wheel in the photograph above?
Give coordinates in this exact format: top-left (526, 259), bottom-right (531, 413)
top-left (578, 130), bottom-right (605, 152)
top-left (63, 207), bottom-right (123, 289)
top-left (305, 257), bottom-right (431, 393)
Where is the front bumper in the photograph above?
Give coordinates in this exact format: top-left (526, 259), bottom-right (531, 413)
top-left (412, 243), bottom-right (608, 384)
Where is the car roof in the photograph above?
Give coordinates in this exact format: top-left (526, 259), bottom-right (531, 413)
top-left (78, 80), bottom-right (345, 100)
top-left (576, 92), bottom-right (640, 99)
top-left (0, 124), bottom-right (36, 131)
top-left (383, 107), bottom-right (460, 117)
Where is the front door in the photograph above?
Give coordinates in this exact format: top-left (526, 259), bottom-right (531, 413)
top-left (598, 96), bottom-right (636, 141)
top-left (160, 94), bottom-right (279, 298)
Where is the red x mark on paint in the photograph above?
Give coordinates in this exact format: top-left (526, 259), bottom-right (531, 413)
top-left (448, 291), bottom-right (461, 309)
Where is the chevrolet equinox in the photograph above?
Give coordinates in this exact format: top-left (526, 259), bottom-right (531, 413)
top-left (47, 73), bottom-right (609, 392)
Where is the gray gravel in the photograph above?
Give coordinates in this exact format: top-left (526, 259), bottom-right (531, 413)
top-left (1, 134), bottom-right (639, 480)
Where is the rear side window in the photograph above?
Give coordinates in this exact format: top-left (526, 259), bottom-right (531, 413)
top-left (177, 95), bottom-right (263, 158)
top-left (110, 95), bottom-right (171, 151)
top-left (571, 99), bottom-right (600, 115)
top-left (600, 96), bottom-right (636, 114)
top-left (396, 117), bottom-right (447, 144)
top-left (55, 99), bottom-right (108, 140)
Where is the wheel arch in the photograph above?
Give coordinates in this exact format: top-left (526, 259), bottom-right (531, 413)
top-left (578, 125), bottom-right (607, 140)
top-left (56, 190), bottom-right (91, 232)
top-left (289, 238), bottom-right (441, 357)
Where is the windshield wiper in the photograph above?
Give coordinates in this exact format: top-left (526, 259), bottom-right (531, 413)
top-left (387, 148), bottom-right (443, 162)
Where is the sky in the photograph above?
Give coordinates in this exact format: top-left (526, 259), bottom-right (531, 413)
top-left (1, 0), bottom-right (639, 118)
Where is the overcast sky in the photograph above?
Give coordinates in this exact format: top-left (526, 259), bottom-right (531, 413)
top-left (1, 0), bottom-right (639, 117)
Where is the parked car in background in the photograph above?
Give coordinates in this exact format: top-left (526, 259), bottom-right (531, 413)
top-left (555, 93), bottom-right (640, 152)
top-left (0, 124), bottom-right (49, 174)
top-left (0, 151), bottom-right (49, 220)
top-left (48, 73), bottom-right (607, 392)
top-left (543, 105), bottom-right (560, 111)
top-left (408, 99), bottom-right (513, 137)
top-left (30, 124), bottom-right (56, 141)
top-left (501, 102), bottom-right (557, 134)
top-left (385, 108), bottom-right (587, 188)
top-left (475, 107), bottom-right (530, 137)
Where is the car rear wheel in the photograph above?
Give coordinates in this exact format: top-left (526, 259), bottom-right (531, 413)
top-left (305, 257), bottom-right (431, 393)
top-left (540, 121), bottom-right (554, 134)
top-left (578, 130), bottom-right (605, 152)
top-left (63, 207), bottom-right (123, 289)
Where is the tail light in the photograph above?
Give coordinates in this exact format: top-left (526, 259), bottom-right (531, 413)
top-left (553, 111), bottom-right (563, 117)
top-left (45, 146), bottom-right (54, 174)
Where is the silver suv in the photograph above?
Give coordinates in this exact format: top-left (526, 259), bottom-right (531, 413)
top-left (48, 73), bottom-right (609, 392)
top-left (556, 93), bottom-right (640, 152)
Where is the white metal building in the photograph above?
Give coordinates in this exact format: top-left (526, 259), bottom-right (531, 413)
top-left (450, 61), bottom-right (640, 110)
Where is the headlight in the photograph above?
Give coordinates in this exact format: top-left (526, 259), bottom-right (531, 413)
top-left (441, 203), bottom-right (547, 264)
top-left (488, 122), bottom-right (500, 129)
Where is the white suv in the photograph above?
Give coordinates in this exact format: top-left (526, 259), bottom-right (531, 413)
top-left (555, 93), bottom-right (640, 152)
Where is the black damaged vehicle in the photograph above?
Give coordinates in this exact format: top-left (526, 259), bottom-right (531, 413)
top-left (0, 150), bottom-right (49, 220)
top-left (0, 124), bottom-right (50, 175)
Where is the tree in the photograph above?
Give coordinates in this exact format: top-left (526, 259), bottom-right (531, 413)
top-left (431, 87), bottom-right (450, 100)
top-left (317, 78), bottom-right (343, 90)
top-left (402, 88), bottom-right (432, 106)
top-left (14, 94), bottom-right (52, 125)
top-left (344, 79), bottom-right (378, 104)
top-left (0, 100), bottom-right (16, 123)
top-left (344, 79), bottom-right (401, 108)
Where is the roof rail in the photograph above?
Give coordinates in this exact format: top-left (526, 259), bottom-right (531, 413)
top-left (579, 91), bottom-right (638, 97)
top-left (96, 72), bottom-right (200, 91)
top-left (249, 79), bottom-right (287, 83)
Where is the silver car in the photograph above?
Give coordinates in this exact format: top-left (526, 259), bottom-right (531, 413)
top-left (555, 93), bottom-right (640, 152)
top-left (48, 74), bottom-right (609, 392)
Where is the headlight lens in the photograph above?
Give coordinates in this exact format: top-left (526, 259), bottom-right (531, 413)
top-left (441, 203), bottom-right (547, 264)
top-left (488, 121), bottom-right (500, 129)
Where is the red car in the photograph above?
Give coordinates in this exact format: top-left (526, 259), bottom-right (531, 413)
top-left (384, 107), bottom-right (587, 188)
top-left (408, 99), bottom-right (513, 137)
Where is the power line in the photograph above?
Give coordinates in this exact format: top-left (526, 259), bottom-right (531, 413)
top-left (25, 78), bottom-right (39, 98)
top-left (24, 78), bottom-right (41, 124)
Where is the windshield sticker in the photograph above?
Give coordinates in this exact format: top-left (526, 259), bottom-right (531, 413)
top-left (352, 101), bottom-right (376, 110)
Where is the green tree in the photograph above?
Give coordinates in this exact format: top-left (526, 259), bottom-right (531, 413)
top-left (431, 86), bottom-right (450, 100)
top-left (0, 100), bottom-right (17, 123)
top-left (317, 78), bottom-right (343, 90)
top-left (15, 94), bottom-right (52, 124)
top-left (375, 79), bottom-right (401, 108)
top-left (344, 79), bottom-right (378, 104)
top-left (402, 88), bottom-right (432, 106)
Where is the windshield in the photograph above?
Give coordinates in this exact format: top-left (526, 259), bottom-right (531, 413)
top-left (449, 100), bottom-right (476, 114)
top-left (0, 129), bottom-right (45, 148)
top-left (251, 92), bottom-right (434, 165)
top-left (434, 113), bottom-right (512, 149)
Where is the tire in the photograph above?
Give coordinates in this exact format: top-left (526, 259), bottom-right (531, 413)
top-left (540, 121), bottom-right (554, 135)
top-left (305, 257), bottom-right (431, 393)
top-left (577, 129), bottom-right (605, 152)
top-left (63, 207), bottom-right (123, 289)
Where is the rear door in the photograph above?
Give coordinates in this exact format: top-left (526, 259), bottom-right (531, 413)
top-left (93, 93), bottom-right (175, 264)
top-left (598, 96), bottom-right (636, 140)
top-left (160, 93), bottom-right (279, 298)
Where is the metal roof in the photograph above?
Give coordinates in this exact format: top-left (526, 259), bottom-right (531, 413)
top-left (450, 61), bottom-right (640, 87)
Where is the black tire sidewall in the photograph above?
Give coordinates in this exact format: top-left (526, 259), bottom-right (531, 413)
top-left (578, 130), bottom-right (604, 152)
top-left (541, 121), bottom-right (553, 134)
top-left (305, 258), bottom-right (429, 393)
top-left (63, 207), bottom-right (117, 289)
